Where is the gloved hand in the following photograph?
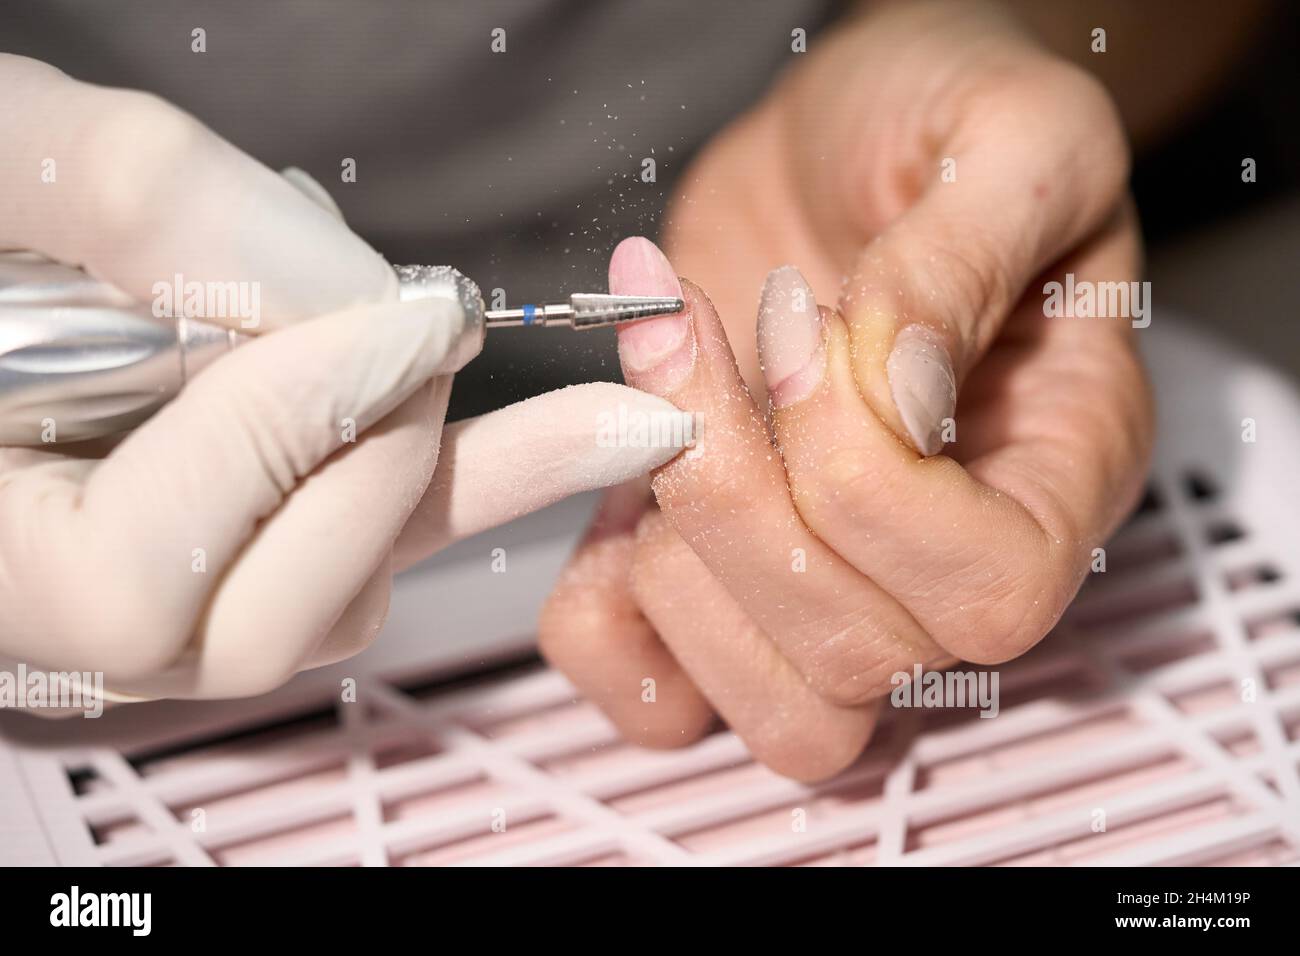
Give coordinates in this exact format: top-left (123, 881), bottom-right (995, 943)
top-left (0, 54), bottom-right (686, 704)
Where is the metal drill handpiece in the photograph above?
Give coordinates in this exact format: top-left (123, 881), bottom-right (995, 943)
top-left (485, 294), bottom-right (684, 330)
top-left (0, 252), bottom-right (686, 445)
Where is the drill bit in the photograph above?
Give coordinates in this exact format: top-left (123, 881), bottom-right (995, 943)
top-left (486, 294), bottom-right (684, 330)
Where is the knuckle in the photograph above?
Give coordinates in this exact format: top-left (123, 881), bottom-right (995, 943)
top-left (0, 486), bottom-right (196, 685)
top-left (537, 538), bottom-right (634, 660)
top-left (805, 618), bottom-right (918, 707)
top-left (1047, 63), bottom-right (1132, 189)
top-left (931, 555), bottom-right (1078, 664)
top-left (789, 445), bottom-right (866, 522)
top-left (536, 593), bottom-right (582, 662)
top-left (537, 583), bottom-right (627, 667)
top-left (966, 57), bottom-right (1131, 218)
top-left (326, 590), bottom-right (393, 664)
top-left (793, 443), bottom-right (887, 524)
top-left (789, 443), bottom-right (924, 544)
top-left (980, 57), bottom-right (1124, 156)
top-left (6, 53), bottom-right (68, 83)
top-left (655, 460), bottom-right (751, 530)
top-left (748, 712), bottom-right (870, 783)
top-left (1049, 63), bottom-right (1124, 133)
top-left (627, 510), bottom-right (686, 604)
top-left (208, 662), bottom-right (294, 700)
top-left (816, 661), bottom-right (901, 708)
top-left (621, 705), bottom-right (715, 751)
top-left (70, 576), bottom-right (191, 683)
top-left (225, 660), bottom-right (301, 698)
top-left (84, 90), bottom-right (210, 235)
top-left (207, 626), bottom-right (326, 698)
top-left (217, 586), bottom-right (397, 698)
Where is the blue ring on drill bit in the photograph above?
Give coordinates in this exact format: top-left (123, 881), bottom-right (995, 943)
top-left (522, 304), bottom-right (537, 326)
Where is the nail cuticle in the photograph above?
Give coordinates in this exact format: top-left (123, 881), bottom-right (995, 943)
top-left (768, 338), bottom-right (826, 409)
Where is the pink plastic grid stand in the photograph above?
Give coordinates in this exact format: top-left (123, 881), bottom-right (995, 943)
top-left (2, 316), bottom-right (1298, 866)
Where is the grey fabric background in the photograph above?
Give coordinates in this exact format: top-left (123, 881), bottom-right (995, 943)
top-left (3, 1), bottom-right (1294, 412)
top-left (3, 0), bottom-right (839, 415)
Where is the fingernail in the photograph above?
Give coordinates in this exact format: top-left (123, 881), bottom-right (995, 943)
top-left (757, 265), bottom-right (825, 408)
top-left (609, 237), bottom-right (692, 392)
top-left (886, 325), bottom-right (956, 456)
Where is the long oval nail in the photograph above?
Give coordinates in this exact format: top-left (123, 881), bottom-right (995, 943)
top-left (609, 237), bottom-right (692, 393)
top-left (757, 265), bottom-right (825, 408)
top-left (886, 325), bottom-right (956, 456)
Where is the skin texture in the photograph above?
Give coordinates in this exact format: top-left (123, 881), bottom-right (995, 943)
top-left (540, 1), bottom-right (1155, 781)
top-left (0, 54), bottom-right (689, 703)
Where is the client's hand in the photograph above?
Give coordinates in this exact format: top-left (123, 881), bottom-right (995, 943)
top-left (540, 234), bottom-right (1151, 780)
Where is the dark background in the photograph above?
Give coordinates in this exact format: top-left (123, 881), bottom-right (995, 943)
top-left (3, 0), bottom-right (1296, 417)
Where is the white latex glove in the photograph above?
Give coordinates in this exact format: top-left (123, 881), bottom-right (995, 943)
top-left (0, 55), bottom-right (686, 704)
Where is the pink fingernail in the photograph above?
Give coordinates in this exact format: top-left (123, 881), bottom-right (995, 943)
top-left (609, 237), bottom-right (692, 392)
top-left (757, 265), bottom-right (825, 408)
top-left (886, 325), bottom-right (956, 456)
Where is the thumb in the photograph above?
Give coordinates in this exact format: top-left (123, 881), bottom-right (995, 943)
top-left (840, 59), bottom-right (1129, 455)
